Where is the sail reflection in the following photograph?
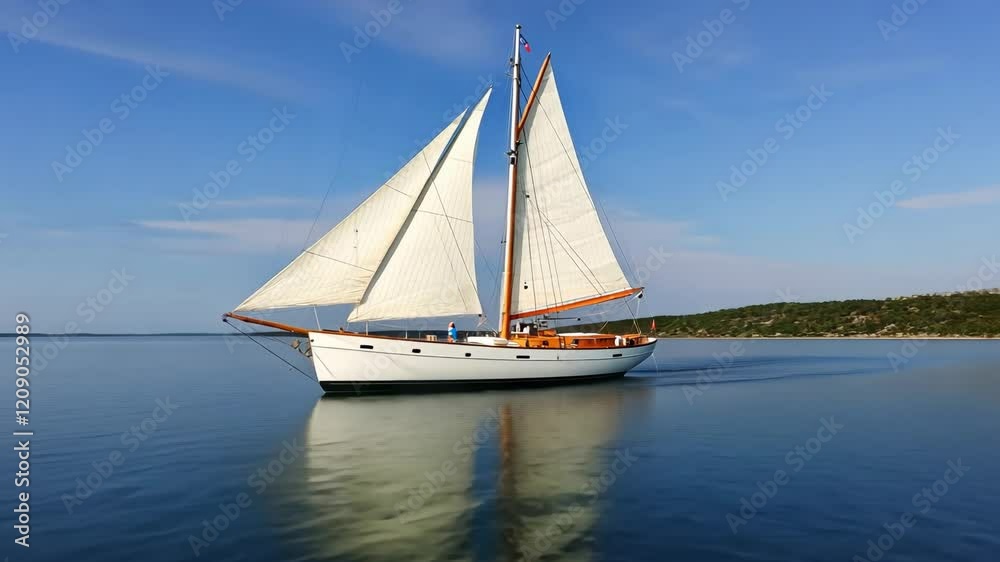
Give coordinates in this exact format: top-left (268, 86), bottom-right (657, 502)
top-left (282, 383), bottom-right (651, 561)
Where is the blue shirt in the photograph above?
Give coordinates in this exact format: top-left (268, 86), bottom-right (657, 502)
top-left (448, 327), bottom-right (458, 341)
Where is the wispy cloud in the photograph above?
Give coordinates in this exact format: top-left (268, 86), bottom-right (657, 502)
top-left (620, 8), bottom-right (757, 81)
top-left (797, 58), bottom-right (946, 89)
top-left (658, 96), bottom-right (720, 125)
top-left (323, 0), bottom-right (497, 65)
top-left (898, 186), bottom-right (1000, 209)
top-left (603, 212), bottom-right (721, 250)
top-left (213, 197), bottom-right (318, 209)
top-left (0, 6), bottom-right (319, 102)
top-left (134, 218), bottom-right (320, 254)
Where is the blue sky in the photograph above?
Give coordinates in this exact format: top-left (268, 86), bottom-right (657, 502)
top-left (2, 0), bottom-right (998, 333)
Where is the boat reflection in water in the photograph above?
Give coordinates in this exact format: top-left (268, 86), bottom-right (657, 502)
top-left (275, 381), bottom-right (652, 561)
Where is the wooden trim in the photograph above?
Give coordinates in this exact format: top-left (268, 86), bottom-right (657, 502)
top-left (223, 312), bottom-right (310, 335)
top-left (509, 287), bottom-right (642, 321)
top-left (322, 330), bottom-right (489, 346)
top-left (516, 53), bottom-right (552, 136)
top-left (224, 314), bottom-right (495, 347)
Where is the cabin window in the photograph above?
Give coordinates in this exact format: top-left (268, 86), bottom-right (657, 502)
top-left (412, 348), bottom-right (421, 354)
top-left (516, 355), bottom-right (530, 359)
top-left (613, 353), bottom-right (623, 358)
top-left (465, 352), bottom-right (472, 357)
top-left (360, 344), bottom-right (374, 350)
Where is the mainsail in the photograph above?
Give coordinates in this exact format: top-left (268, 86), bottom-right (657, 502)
top-left (510, 61), bottom-right (636, 320)
top-left (236, 89), bottom-right (491, 321)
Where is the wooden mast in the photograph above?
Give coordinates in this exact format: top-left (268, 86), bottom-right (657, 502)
top-left (499, 23), bottom-right (552, 339)
top-left (499, 24), bottom-right (522, 340)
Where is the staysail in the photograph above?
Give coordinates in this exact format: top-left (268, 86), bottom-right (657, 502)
top-left (510, 61), bottom-right (636, 320)
top-left (236, 89), bottom-right (491, 319)
top-left (349, 89), bottom-right (491, 322)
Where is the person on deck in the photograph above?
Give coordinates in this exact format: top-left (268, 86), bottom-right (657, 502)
top-left (447, 322), bottom-right (458, 343)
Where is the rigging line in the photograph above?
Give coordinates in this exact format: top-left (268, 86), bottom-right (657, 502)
top-left (522, 138), bottom-right (555, 317)
top-left (493, 54), bottom-right (516, 329)
top-left (629, 293), bottom-right (644, 335)
top-left (482, 38), bottom-right (514, 294)
top-left (254, 329), bottom-right (326, 358)
top-left (415, 209), bottom-right (473, 224)
top-left (521, 128), bottom-right (554, 307)
top-left (580, 291), bottom-right (644, 329)
top-left (597, 198), bottom-right (640, 286)
top-left (353, 104), bottom-right (473, 312)
top-left (420, 150), bottom-right (475, 312)
top-left (527, 184), bottom-right (548, 314)
top-left (574, 292), bottom-right (634, 319)
top-left (607, 241), bottom-right (641, 336)
top-left (528, 74), bottom-right (615, 268)
top-left (520, 127), bottom-right (563, 312)
top-left (469, 59), bottom-right (509, 298)
top-left (516, 70), bottom-right (542, 315)
top-left (517, 75), bottom-right (605, 297)
top-left (426, 92), bottom-right (493, 306)
top-left (487, 239), bottom-right (503, 324)
top-left (474, 237), bottom-right (500, 282)
top-left (535, 165), bottom-right (565, 309)
top-left (512, 62), bottom-right (545, 315)
top-left (505, 47), bottom-right (515, 165)
top-left (519, 64), bottom-right (531, 97)
top-left (513, 60), bottom-right (552, 317)
top-left (309, 346), bottom-right (351, 392)
top-left (302, 250), bottom-right (375, 272)
top-left (474, 234), bottom-right (500, 318)
top-left (518, 76), bottom-right (565, 308)
top-left (521, 180), bottom-right (539, 315)
top-left (304, 79), bottom-right (363, 250)
top-left (518, 160), bottom-right (541, 315)
top-left (516, 128), bottom-right (538, 313)
top-left (433, 208), bottom-right (473, 312)
top-left (518, 64), bottom-right (531, 106)
top-left (523, 95), bottom-right (612, 295)
top-left (223, 318), bottom-right (317, 385)
top-left (528, 69), bottom-right (586, 184)
top-left (632, 289), bottom-right (641, 334)
top-left (523, 196), bottom-right (604, 297)
top-left (520, 186), bottom-right (606, 297)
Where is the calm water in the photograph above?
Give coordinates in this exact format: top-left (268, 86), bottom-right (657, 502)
top-left (1, 337), bottom-right (997, 561)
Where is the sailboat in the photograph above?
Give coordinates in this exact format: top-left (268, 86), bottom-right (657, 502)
top-left (224, 25), bottom-right (656, 393)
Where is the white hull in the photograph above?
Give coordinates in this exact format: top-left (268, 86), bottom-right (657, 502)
top-left (307, 331), bottom-right (656, 393)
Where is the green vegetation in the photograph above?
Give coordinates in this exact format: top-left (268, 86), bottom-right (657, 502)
top-left (573, 291), bottom-right (1000, 338)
